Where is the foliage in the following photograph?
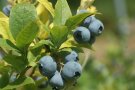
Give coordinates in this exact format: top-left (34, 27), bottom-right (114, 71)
top-left (0, 0), bottom-right (96, 90)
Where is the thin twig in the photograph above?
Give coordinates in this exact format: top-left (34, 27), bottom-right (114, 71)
top-left (82, 48), bottom-right (91, 70)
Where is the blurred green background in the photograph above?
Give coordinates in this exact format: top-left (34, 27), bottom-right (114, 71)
top-left (0, 0), bottom-right (135, 90)
top-left (76, 0), bottom-right (135, 90)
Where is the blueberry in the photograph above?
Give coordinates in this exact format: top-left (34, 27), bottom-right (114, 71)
top-left (50, 71), bottom-right (64, 89)
top-left (2, 5), bottom-right (12, 17)
top-left (81, 16), bottom-right (96, 28)
top-left (89, 35), bottom-right (96, 45)
top-left (61, 61), bottom-right (82, 80)
top-left (88, 19), bottom-right (104, 36)
top-left (39, 56), bottom-right (57, 78)
top-left (73, 26), bottom-right (91, 43)
top-left (65, 51), bottom-right (79, 63)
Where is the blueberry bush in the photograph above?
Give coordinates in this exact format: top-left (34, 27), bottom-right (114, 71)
top-left (0, 0), bottom-right (104, 90)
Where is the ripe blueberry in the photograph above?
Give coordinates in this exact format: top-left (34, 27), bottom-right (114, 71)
top-left (81, 16), bottom-right (96, 28)
top-left (49, 71), bottom-right (64, 89)
top-left (39, 56), bottom-right (57, 78)
top-left (73, 26), bottom-right (91, 43)
top-left (88, 19), bottom-right (104, 36)
top-left (2, 5), bottom-right (12, 17)
top-left (65, 51), bottom-right (79, 63)
top-left (61, 61), bottom-right (82, 80)
top-left (89, 35), bottom-right (96, 45)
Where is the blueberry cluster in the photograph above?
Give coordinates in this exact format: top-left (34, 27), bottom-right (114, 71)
top-left (73, 16), bottom-right (104, 44)
top-left (2, 5), bottom-right (12, 17)
top-left (38, 51), bottom-right (82, 90)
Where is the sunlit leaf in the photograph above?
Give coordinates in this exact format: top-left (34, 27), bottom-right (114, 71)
top-left (3, 55), bottom-right (27, 72)
top-left (16, 21), bottom-right (39, 48)
top-left (65, 13), bottom-right (93, 30)
top-left (0, 38), bottom-right (19, 52)
top-left (2, 76), bottom-right (35, 90)
top-left (9, 3), bottom-right (37, 40)
top-left (50, 26), bottom-right (68, 48)
top-left (37, 0), bottom-right (54, 17)
top-left (53, 0), bottom-right (72, 25)
top-left (0, 12), bottom-right (14, 42)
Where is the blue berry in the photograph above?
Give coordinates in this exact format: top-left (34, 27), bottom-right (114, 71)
top-left (89, 35), bottom-right (96, 45)
top-left (49, 71), bottom-right (64, 89)
top-left (2, 5), bottom-right (12, 17)
top-left (73, 26), bottom-right (91, 43)
top-left (65, 51), bottom-right (79, 63)
top-left (62, 61), bottom-right (82, 80)
top-left (88, 19), bottom-right (104, 36)
top-left (39, 56), bottom-right (57, 78)
top-left (82, 16), bottom-right (96, 28)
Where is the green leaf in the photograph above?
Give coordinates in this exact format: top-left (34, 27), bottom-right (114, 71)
top-left (50, 26), bottom-right (68, 48)
top-left (70, 38), bottom-right (93, 50)
top-left (31, 40), bottom-right (53, 51)
top-left (0, 16), bottom-right (14, 42)
top-left (20, 84), bottom-right (37, 90)
top-left (37, 0), bottom-right (54, 17)
top-left (3, 55), bottom-right (27, 72)
top-left (28, 40), bottom-right (53, 66)
top-left (27, 51), bottom-right (40, 67)
top-left (9, 3), bottom-right (37, 40)
top-left (37, 21), bottom-right (50, 40)
top-left (35, 77), bottom-right (47, 86)
top-left (53, 0), bottom-right (72, 25)
top-left (0, 65), bottom-right (10, 89)
top-left (65, 13), bottom-right (93, 30)
top-left (0, 11), bottom-right (7, 18)
top-left (16, 21), bottom-right (39, 48)
top-left (0, 38), bottom-right (19, 52)
top-left (30, 40), bottom-right (53, 55)
top-left (60, 37), bottom-right (93, 50)
top-left (0, 72), bottom-right (9, 89)
top-left (2, 76), bottom-right (35, 90)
